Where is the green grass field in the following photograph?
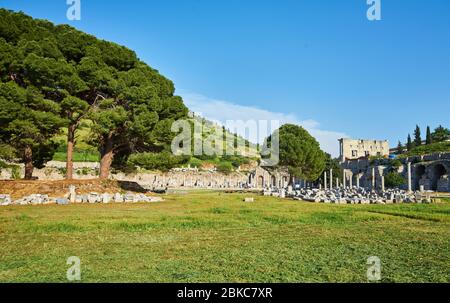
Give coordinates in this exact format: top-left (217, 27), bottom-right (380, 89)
top-left (0, 192), bottom-right (449, 283)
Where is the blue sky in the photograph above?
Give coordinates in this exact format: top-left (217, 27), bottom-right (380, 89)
top-left (1, 0), bottom-right (449, 156)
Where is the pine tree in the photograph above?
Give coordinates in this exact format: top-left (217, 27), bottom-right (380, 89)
top-left (0, 9), bottom-right (189, 179)
top-left (414, 125), bottom-right (422, 146)
top-left (432, 125), bottom-right (450, 142)
top-left (397, 141), bottom-right (404, 154)
top-left (426, 126), bottom-right (432, 145)
top-left (407, 134), bottom-right (413, 151)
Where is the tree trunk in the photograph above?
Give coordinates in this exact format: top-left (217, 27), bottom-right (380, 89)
top-left (99, 134), bottom-right (114, 179)
top-left (24, 146), bottom-right (34, 180)
top-left (66, 124), bottom-right (76, 180)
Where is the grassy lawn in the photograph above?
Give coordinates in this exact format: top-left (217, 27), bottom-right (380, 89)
top-left (52, 152), bottom-right (100, 163)
top-left (0, 192), bottom-right (449, 283)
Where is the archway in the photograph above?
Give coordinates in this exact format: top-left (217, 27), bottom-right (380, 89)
top-left (431, 164), bottom-right (447, 191)
top-left (415, 165), bottom-right (426, 190)
top-left (271, 176), bottom-right (276, 187)
top-left (258, 176), bottom-right (264, 188)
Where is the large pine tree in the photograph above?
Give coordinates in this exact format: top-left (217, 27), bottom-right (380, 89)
top-left (0, 9), bottom-right (188, 179)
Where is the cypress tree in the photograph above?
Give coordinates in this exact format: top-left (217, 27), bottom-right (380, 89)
top-left (397, 141), bottom-right (404, 154)
top-left (407, 134), bottom-right (413, 151)
top-left (426, 126), bottom-right (432, 145)
top-left (414, 125), bottom-right (422, 146)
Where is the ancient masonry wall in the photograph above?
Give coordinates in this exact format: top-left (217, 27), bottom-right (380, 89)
top-left (0, 162), bottom-right (293, 190)
top-left (339, 152), bottom-right (450, 192)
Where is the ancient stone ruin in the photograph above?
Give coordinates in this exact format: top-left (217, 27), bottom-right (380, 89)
top-left (341, 153), bottom-right (450, 193)
top-left (0, 185), bottom-right (163, 207)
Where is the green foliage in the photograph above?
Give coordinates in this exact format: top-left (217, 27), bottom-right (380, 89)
top-left (10, 165), bottom-right (21, 180)
top-left (407, 134), bottom-right (413, 151)
top-left (0, 144), bottom-right (16, 160)
top-left (264, 124), bottom-right (326, 181)
top-left (426, 126), bottom-right (432, 145)
top-left (52, 151), bottom-right (100, 163)
top-left (221, 155), bottom-right (250, 168)
top-left (432, 125), bottom-right (450, 143)
top-left (369, 155), bottom-right (385, 166)
top-left (0, 160), bottom-right (20, 179)
top-left (397, 141), bottom-right (404, 154)
top-left (0, 9), bottom-right (189, 176)
top-left (398, 142), bottom-right (450, 158)
top-left (188, 157), bottom-right (203, 168)
top-left (390, 159), bottom-right (403, 169)
top-left (414, 125), bottom-right (422, 146)
top-left (385, 172), bottom-right (406, 188)
top-left (127, 152), bottom-right (188, 172)
top-left (0, 82), bottom-right (64, 175)
top-left (323, 153), bottom-right (342, 180)
top-left (216, 161), bottom-right (233, 174)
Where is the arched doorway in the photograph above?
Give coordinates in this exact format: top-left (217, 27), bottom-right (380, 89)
top-left (415, 165), bottom-right (426, 190)
top-left (431, 164), bottom-right (447, 191)
top-left (271, 176), bottom-right (276, 187)
top-left (258, 176), bottom-right (264, 188)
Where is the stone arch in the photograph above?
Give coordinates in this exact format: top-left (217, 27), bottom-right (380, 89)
top-left (283, 176), bottom-right (288, 187)
top-left (271, 175), bottom-right (276, 187)
top-left (431, 164), bottom-right (447, 191)
top-left (258, 176), bottom-right (264, 188)
top-left (414, 165), bottom-right (426, 190)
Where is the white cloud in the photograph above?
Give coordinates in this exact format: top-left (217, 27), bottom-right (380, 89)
top-left (178, 91), bottom-right (348, 157)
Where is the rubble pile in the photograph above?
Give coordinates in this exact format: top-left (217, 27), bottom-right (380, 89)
top-left (265, 187), bottom-right (433, 204)
top-left (0, 191), bottom-right (163, 206)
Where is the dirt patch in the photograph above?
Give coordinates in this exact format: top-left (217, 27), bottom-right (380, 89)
top-left (0, 179), bottom-right (131, 199)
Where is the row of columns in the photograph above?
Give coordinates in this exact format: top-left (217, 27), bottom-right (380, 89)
top-left (322, 162), bottom-right (413, 192)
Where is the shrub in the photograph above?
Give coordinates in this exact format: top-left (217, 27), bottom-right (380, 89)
top-left (127, 152), bottom-right (188, 171)
top-left (216, 161), bottom-right (233, 174)
top-left (399, 142), bottom-right (450, 158)
top-left (390, 159), bottom-right (403, 169)
top-left (385, 172), bottom-right (406, 188)
top-left (189, 157), bottom-right (203, 168)
top-left (0, 144), bottom-right (16, 160)
top-left (221, 155), bottom-right (250, 168)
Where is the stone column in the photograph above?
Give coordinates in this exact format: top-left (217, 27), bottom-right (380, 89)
top-left (349, 174), bottom-right (353, 188)
top-left (407, 162), bottom-right (412, 192)
top-left (343, 170), bottom-right (346, 189)
top-left (324, 171), bottom-right (328, 190)
top-left (330, 169), bottom-right (333, 189)
top-left (336, 177), bottom-right (339, 189)
top-left (381, 175), bottom-right (385, 192)
top-left (69, 185), bottom-right (76, 204)
top-left (356, 174), bottom-right (360, 188)
top-left (372, 167), bottom-right (376, 190)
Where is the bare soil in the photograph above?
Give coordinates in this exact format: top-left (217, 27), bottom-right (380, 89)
top-left (0, 179), bottom-right (128, 199)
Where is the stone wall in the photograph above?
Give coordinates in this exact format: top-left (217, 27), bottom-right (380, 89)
top-left (339, 138), bottom-right (389, 162)
top-left (0, 162), bottom-right (294, 191)
top-left (0, 164), bottom-right (251, 190)
top-left (340, 152), bottom-right (450, 192)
